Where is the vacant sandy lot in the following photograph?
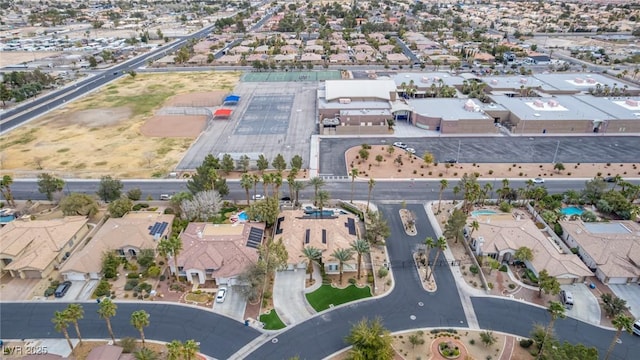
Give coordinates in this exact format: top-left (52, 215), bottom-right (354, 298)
top-left (0, 71), bottom-right (241, 178)
top-left (346, 145), bottom-right (640, 180)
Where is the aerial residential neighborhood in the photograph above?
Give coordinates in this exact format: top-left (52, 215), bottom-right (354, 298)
top-left (1, 0), bottom-right (640, 359)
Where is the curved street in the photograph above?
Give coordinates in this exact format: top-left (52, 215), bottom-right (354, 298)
top-left (3, 203), bottom-right (639, 359)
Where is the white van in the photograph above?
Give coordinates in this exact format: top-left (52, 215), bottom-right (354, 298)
top-left (160, 194), bottom-right (172, 201)
top-left (633, 320), bottom-right (640, 336)
top-left (560, 290), bottom-right (574, 310)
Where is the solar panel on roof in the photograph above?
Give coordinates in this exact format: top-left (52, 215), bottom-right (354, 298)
top-left (149, 222), bottom-right (161, 235)
top-left (246, 227), bottom-right (265, 249)
top-left (347, 218), bottom-right (356, 236)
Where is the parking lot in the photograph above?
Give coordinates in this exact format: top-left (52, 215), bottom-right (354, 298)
top-left (318, 136), bottom-right (640, 177)
top-left (176, 82), bottom-right (318, 171)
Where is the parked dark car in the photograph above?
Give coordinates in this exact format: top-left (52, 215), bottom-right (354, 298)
top-left (604, 176), bottom-right (617, 183)
top-left (445, 159), bottom-right (458, 164)
top-left (54, 281), bottom-right (72, 298)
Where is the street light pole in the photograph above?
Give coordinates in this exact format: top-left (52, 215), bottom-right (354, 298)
top-left (552, 140), bottom-right (560, 163)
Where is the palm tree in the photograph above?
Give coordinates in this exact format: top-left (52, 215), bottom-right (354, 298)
top-left (470, 220), bottom-right (479, 236)
top-left (309, 176), bottom-right (325, 205)
top-left (438, 179), bottom-right (448, 212)
top-left (0, 175), bottom-right (16, 207)
top-left (366, 178), bottom-right (376, 211)
top-left (292, 180), bottom-right (305, 206)
top-left (166, 340), bottom-right (183, 360)
top-left (331, 248), bottom-right (355, 284)
top-left (65, 304), bottom-right (84, 345)
top-left (240, 173), bottom-right (253, 204)
top-left (97, 298), bottom-right (117, 343)
top-left (539, 301), bottom-right (566, 359)
top-left (315, 190), bottom-right (330, 218)
top-left (428, 236), bottom-right (447, 281)
top-left (251, 174), bottom-right (261, 200)
top-left (182, 339), bottom-right (200, 360)
top-left (158, 235), bottom-right (183, 282)
top-left (350, 168), bottom-right (358, 203)
top-left (351, 239), bottom-right (370, 279)
top-left (52, 310), bottom-right (74, 352)
top-left (130, 310), bottom-right (150, 347)
top-left (345, 317), bottom-right (394, 360)
top-left (301, 246), bottom-right (322, 281)
top-left (424, 237), bottom-right (435, 279)
top-left (605, 314), bottom-right (634, 360)
top-left (272, 172), bottom-right (283, 199)
top-left (134, 347), bottom-right (158, 360)
top-left (262, 173), bottom-right (272, 197)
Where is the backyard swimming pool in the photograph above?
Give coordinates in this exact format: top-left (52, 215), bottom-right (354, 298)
top-left (561, 206), bottom-right (584, 216)
top-left (238, 211), bottom-right (249, 221)
top-left (305, 210), bottom-right (335, 217)
top-left (471, 210), bottom-right (497, 217)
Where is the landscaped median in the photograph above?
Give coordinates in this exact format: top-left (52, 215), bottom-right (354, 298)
top-left (305, 284), bottom-right (372, 312)
top-left (259, 309), bottom-right (286, 330)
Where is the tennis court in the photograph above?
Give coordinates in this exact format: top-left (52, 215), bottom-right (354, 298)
top-left (234, 95), bottom-right (294, 135)
top-left (242, 70), bottom-right (341, 82)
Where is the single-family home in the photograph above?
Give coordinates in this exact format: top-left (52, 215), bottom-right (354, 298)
top-left (469, 212), bottom-right (592, 284)
top-left (60, 212), bottom-right (174, 281)
top-left (174, 222), bottom-right (264, 285)
top-left (559, 220), bottom-right (640, 284)
top-left (277, 208), bottom-right (360, 274)
top-left (0, 216), bottom-right (90, 279)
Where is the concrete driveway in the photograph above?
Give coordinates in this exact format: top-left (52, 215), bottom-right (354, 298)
top-left (273, 269), bottom-right (314, 325)
top-left (212, 286), bottom-right (247, 322)
top-left (610, 284), bottom-right (640, 319)
top-left (55, 281), bottom-right (84, 301)
top-left (560, 283), bottom-right (601, 325)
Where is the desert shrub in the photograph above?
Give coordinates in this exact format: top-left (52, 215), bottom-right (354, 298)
top-left (508, 283), bottom-right (516, 289)
top-left (159, 275), bottom-right (166, 281)
top-left (519, 339), bottom-right (533, 348)
top-left (378, 267), bottom-right (389, 278)
top-left (124, 279), bottom-right (139, 291)
top-left (367, 274), bottom-right (374, 283)
top-left (120, 337), bottom-right (137, 353)
top-left (94, 280), bottom-right (111, 297)
top-left (348, 278), bottom-right (357, 285)
top-left (469, 265), bottom-right (479, 274)
top-left (499, 201), bottom-right (512, 212)
top-left (499, 265), bottom-right (508, 272)
top-left (127, 272), bottom-right (140, 279)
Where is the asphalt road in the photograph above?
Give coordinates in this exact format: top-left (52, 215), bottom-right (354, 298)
top-left (319, 136), bottom-right (640, 177)
top-left (246, 203), bottom-right (467, 359)
top-left (5, 178), bottom-right (617, 202)
top-left (0, 302), bottom-right (261, 359)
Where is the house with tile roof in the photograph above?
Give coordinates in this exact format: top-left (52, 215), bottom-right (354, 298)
top-left (0, 216), bottom-right (90, 279)
top-left (175, 222), bottom-right (264, 285)
top-left (559, 220), bottom-right (640, 284)
top-left (470, 212), bottom-right (592, 284)
top-left (59, 212), bottom-right (174, 281)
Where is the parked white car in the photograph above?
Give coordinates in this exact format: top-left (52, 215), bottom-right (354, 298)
top-left (533, 177), bottom-right (545, 184)
top-left (216, 287), bottom-right (227, 303)
top-left (252, 194), bottom-right (265, 200)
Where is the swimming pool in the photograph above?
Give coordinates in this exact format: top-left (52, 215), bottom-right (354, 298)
top-left (0, 215), bottom-right (15, 223)
top-left (238, 211), bottom-right (249, 221)
top-left (471, 210), bottom-right (497, 217)
top-left (561, 206), bottom-right (583, 216)
top-left (305, 210), bottom-right (335, 217)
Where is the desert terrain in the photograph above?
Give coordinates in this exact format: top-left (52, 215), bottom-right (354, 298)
top-left (346, 145), bottom-right (640, 181)
top-left (0, 71), bottom-right (241, 178)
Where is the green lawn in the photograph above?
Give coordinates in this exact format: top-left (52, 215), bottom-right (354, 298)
top-left (259, 309), bottom-right (286, 330)
top-left (306, 284), bottom-right (372, 312)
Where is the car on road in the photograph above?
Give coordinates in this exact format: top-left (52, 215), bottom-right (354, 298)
top-left (532, 177), bottom-right (545, 184)
top-left (280, 196), bottom-right (291, 202)
top-left (252, 194), bottom-right (265, 200)
top-left (54, 281), bottom-right (72, 298)
top-left (604, 176), bottom-right (617, 183)
top-left (393, 142), bottom-right (407, 149)
top-left (444, 159), bottom-right (458, 164)
top-left (405, 147), bottom-right (416, 154)
top-left (633, 319), bottom-right (640, 336)
top-left (216, 287), bottom-right (227, 303)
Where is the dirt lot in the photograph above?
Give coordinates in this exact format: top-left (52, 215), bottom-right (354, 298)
top-left (0, 72), bottom-right (241, 178)
top-left (346, 145), bottom-right (639, 180)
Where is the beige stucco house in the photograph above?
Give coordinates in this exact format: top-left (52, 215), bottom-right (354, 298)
top-left (470, 212), bottom-right (592, 284)
top-left (278, 209), bottom-right (360, 274)
top-left (60, 212), bottom-right (174, 281)
top-left (175, 222), bottom-right (264, 285)
top-left (559, 220), bottom-right (640, 284)
top-left (0, 216), bottom-right (90, 279)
